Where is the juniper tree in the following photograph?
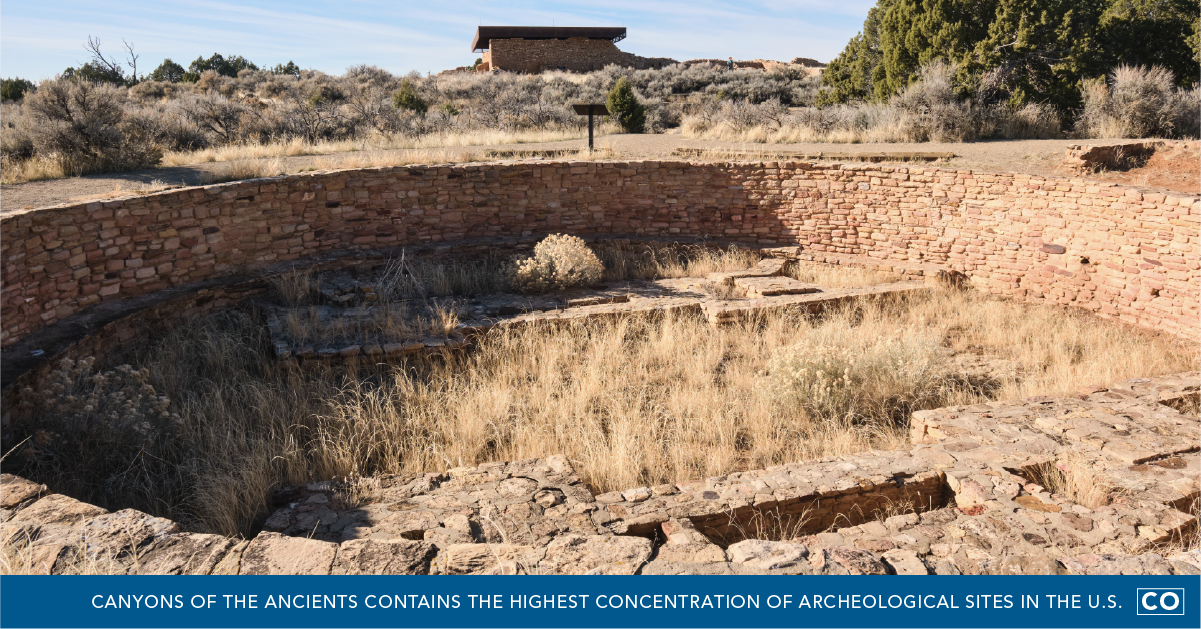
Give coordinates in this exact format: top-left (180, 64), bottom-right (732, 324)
top-left (606, 77), bottom-right (645, 133)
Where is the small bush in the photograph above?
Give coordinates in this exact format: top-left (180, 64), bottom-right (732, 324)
top-left (10, 358), bottom-right (182, 516)
top-left (24, 79), bottom-right (163, 174)
top-left (507, 234), bottom-right (605, 293)
top-left (892, 62), bottom-right (977, 142)
top-left (1, 105), bottom-right (35, 159)
top-left (393, 79), bottom-right (428, 115)
top-left (1078, 65), bottom-right (1199, 138)
top-left (766, 327), bottom-right (946, 428)
top-left (606, 77), bottom-right (645, 133)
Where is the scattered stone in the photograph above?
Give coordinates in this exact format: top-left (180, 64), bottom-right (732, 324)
top-left (882, 549), bottom-right (928, 575)
top-left (335, 539), bottom-right (438, 575)
top-left (726, 540), bottom-right (809, 570)
top-left (239, 532), bottom-right (338, 575)
top-left (430, 543), bottom-right (544, 575)
top-left (138, 534), bottom-right (237, 575)
top-left (826, 546), bottom-right (889, 575)
top-left (539, 534), bottom-right (652, 575)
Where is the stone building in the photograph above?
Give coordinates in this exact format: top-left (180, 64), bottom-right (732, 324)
top-left (472, 26), bottom-right (676, 74)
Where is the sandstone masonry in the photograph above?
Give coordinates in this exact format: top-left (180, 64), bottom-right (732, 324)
top-left (3, 160), bottom-right (1197, 350)
top-left (481, 38), bottom-right (675, 73)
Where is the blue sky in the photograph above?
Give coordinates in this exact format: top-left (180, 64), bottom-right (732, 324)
top-left (2, 1), bottom-right (876, 80)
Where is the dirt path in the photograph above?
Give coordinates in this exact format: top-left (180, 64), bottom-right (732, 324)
top-left (2, 135), bottom-right (1196, 212)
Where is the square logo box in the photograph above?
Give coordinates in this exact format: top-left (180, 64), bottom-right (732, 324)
top-left (1137, 588), bottom-right (1186, 615)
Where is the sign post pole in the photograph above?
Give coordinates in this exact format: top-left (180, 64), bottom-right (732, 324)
top-left (573, 103), bottom-right (609, 154)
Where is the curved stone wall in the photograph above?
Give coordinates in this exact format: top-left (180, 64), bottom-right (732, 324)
top-left (3, 160), bottom-right (1198, 349)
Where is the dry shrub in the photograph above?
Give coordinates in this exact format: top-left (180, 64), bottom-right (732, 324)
top-left (9, 358), bottom-right (184, 517)
top-left (1026, 453), bottom-right (1113, 508)
top-left (766, 325), bottom-right (948, 430)
top-left (1078, 65), bottom-right (1200, 139)
top-left (892, 62), bottom-right (978, 142)
top-left (506, 234), bottom-right (604, 293)
top-left (682, 62), bottom-right (1063, 144)
top-left (22, 79), bottom-right (162, 175)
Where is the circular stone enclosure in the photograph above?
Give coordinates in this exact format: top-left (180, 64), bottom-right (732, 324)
top-left (1, 159), bottom-right (1199, 576)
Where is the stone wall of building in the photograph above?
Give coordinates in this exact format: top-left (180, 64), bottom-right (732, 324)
top-left (3, 160), bottom-right (1198, 350)
top-left (482, 37), bottom-right (676, 73)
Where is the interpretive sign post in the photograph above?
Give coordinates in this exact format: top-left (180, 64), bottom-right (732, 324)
top-left (572, 103), bottom-right (609, 151)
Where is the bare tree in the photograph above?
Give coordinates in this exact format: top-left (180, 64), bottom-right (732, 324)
top-left (83, 36), bottom-right (141, 84)
top-left (84, 36), bottom-right (126, 81)
top-left (123, 39), bottom-right (140, 83)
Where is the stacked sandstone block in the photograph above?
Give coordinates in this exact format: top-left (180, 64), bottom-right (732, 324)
top-left (4, 160), bottom-right (1195, 352)
top-left (484, 38), bottom-right (675, 74)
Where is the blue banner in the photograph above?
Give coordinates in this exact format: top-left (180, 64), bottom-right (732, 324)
top-left (1, 575), bottom-right (1197, 628)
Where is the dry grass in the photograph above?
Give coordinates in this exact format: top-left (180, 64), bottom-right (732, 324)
top-left (281, 302), bottom-right (461, 348)
top-left (161, 128), bottom-right (607, 168)
top-left (0, 155), bottom-right (66, 185)
top-left (198, 158), bottom-right (287, 184)
top-left (593, 242), bottom-right (764, 282)
top-left (1026, 452), bottom-right (1116, 508)
top-left (0, 525), bottom-right (137, 575)
top-left (5, 256), bottom-right (1195, 539)
top-left (311, 149), bottom-right (481, 171)
top-left (67, 179), bottom-right (177, 202)
top-left (786, 261), bottom-right (898, 288)
top-left (2, 129), bottom-right (611, 186)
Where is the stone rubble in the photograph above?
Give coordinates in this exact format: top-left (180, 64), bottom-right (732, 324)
top-left (2, 372), bottom-right (1196, 575)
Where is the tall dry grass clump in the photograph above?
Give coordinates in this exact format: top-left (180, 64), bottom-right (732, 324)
top-left (1026, 452), bottom-right (1114, 509)
top-left (5, 267), bottom-right (1195, 538)
top-left (1077, 65), bottom-right (1201, 139)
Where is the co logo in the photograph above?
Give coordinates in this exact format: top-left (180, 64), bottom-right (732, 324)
top-left (1136, 589), bottom-right (1184, 615)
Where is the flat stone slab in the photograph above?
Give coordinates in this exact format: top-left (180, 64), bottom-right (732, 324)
top-left (707, 257), bottom-right (787, 284)
top-left (137, 533), bottom-right (237, 575)
top-left (0, 474), bottom-right (47, 512)
top-left (734, 276), bottom-right (821, 297)
top-left (239, 532), bottom-right (338, 575)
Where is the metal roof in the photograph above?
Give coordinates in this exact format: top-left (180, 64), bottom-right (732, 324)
top-left (472, 26), bottom-right (627, 52)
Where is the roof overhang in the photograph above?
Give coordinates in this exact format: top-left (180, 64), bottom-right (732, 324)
top-left (472, 26), bottom-right (627, 52)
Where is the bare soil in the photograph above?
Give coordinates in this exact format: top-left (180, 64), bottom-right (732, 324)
top-left (1057, 140), bottom-right (1199, 194)
top-left (2, 135), bottom-right (1196, 213)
